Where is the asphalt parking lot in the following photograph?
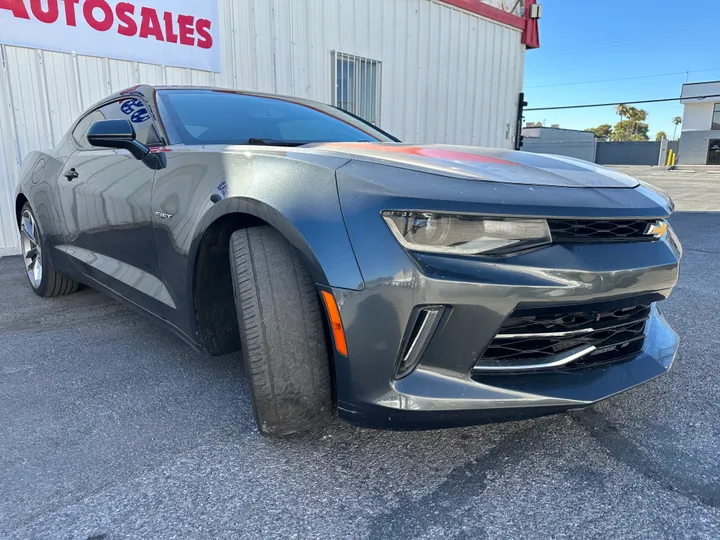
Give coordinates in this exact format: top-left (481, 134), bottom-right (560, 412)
top-left (1, 167), bottom-right (719, 539)
top-left (611, 165), bottom-right (720, 212)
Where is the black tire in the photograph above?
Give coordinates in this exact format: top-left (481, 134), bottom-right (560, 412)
top-left (19, 203), bottom-right (79, 298)
top-left (229, 226), bottom-right (332, 436)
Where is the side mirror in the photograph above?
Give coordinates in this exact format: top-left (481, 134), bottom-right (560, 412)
top-left (87, 119), bottom-right (149, 160)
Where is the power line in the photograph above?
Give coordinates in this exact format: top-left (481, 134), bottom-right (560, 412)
top-left (536, 21), bottom-right (716, 59)
top-left (525, 68), bottom-right (720, 89)
top-left (525, 94), bottom-right (720, 112)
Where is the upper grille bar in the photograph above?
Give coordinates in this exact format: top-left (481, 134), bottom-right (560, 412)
top-left (494, 317), bottom-right (648, 340)
top-left (548, 219), bottom-right (658, 243)
top-left (495, 327), bottom-right (595, 340)
top-left (500, 304), bottom-right (651, 334)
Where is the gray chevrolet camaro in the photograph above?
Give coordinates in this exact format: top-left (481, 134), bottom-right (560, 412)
top-left (15, 85), bottom-right (681, 436)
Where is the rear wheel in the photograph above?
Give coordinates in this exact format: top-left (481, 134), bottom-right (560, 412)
top-left (19, 203), bottom-right (79, 297)
top-left (229, 226), bottom-right (332, 436)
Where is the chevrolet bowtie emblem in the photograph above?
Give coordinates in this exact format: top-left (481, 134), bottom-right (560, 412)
top-left (646, 220), bottom-right (668, 239)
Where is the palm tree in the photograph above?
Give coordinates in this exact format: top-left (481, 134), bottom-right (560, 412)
top-left (616, 104), bottom-right (629, 140)
top-left (656, 131), bottom-right (667, 141)
top-left (627, 107), bottom-right (647, 139)
top-left (672, 116), bottom-right (682, 141)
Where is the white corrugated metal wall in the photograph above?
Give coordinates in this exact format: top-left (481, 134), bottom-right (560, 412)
top-left (0, 0), bottom-right (525, 255)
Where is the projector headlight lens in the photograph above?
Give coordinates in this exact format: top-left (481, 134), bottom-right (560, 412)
top-left (382, 211), bottom-right (552, 256)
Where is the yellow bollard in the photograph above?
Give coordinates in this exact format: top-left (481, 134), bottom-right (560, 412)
top-left (671, 152), bottom-right (676, 167)
top-left (666, 149), bottom-right (673, 167)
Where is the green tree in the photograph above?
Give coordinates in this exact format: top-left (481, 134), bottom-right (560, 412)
top-left (655, 131), bottom-right (668, 141)
top-left (611, 120), bottom-right (649, 141)
top-left (672, 116), bottom-right (682, 140)
top-left (585, 124), bottom-right (613, 141)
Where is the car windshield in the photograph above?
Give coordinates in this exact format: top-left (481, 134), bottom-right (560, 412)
top-left (158, 89), bottom-right (396, 146)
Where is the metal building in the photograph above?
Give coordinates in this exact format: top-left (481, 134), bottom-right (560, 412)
top-left (0, 0), bottom-right (540, 255)
top-left (521, 126), bottom-right (597, 162)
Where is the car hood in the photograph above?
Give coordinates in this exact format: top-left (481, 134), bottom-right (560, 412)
top-left (308, 143), bottom-right (639, 188)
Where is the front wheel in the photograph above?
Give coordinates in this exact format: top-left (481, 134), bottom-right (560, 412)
top-left (19, 203), bottom-right (79, 297)
top-left (229, 226), bottom-right (333, 436)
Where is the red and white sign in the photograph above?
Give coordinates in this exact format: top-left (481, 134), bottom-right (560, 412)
top-left (0, 0), bottom-right (220, 71)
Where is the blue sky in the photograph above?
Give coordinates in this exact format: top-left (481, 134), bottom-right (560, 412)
top-left (523, 0), bottom-right (719, 139)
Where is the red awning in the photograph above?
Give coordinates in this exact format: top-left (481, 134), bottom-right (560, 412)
top-left (438, 0), bottom-right (540, 49)
top-left (523, 0), bottom-right (540, 49)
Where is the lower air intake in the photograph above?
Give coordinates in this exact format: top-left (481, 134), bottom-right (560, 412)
top-left (473, 297), bottom-right (655, 373)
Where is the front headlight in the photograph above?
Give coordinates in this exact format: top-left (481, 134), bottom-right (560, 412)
top-left (382, 211), bottom-right (552, 256)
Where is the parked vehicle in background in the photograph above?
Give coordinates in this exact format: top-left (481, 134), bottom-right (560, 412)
top-left (15, 85), bottom-right (681, 436)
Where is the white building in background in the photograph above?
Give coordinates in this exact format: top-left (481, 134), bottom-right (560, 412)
top-left (679, 80), bottom-right (720, 165)
top-left (0, 0), bottom-right (541, 255)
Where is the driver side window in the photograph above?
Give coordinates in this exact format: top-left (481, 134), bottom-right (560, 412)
top-left (100, 98), bottom-right (162, 146)
top-left (73, 110), bottom-right (105, 149)
top-left (72, 98), bottom-right (162, 150)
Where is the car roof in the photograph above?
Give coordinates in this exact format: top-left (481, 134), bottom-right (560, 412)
top-left (76, 84), bottom-right (329, 129)
top-left (107, 84), bottom-right (318, 104)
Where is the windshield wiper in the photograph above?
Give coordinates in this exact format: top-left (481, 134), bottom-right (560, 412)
top-left (247, 138), bottom-right (310, 147)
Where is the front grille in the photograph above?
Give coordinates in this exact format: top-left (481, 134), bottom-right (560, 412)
top-left (475, 298), bottom-right (654, 373)
top-left (548, 219), bottom-right (657, 243)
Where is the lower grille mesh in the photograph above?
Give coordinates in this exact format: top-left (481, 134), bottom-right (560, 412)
top-left (476, 299), bottom-right (652, 372)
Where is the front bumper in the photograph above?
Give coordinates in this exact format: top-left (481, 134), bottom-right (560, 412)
top-left (331, 164), bottom-right (681, 430)
top-left (335, 306), bottom-right (677, 429)
top-left (332, 247), bottom-right (680, 429)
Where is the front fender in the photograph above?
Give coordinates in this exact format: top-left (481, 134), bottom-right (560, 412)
top-left (150, 148), bottom-right (366, 338)
top-left (190, 195), bottom-right (365, 291)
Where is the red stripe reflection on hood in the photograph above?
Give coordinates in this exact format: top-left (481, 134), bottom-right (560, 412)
top-left (321, 143), bottom-right (520, 166)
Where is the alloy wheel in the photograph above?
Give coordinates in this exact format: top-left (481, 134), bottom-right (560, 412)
top-left (20, 209), bottom-right (43, 289)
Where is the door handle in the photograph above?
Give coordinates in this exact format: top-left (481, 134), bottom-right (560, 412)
top-left (63, 168), bottom-right (79, 181)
